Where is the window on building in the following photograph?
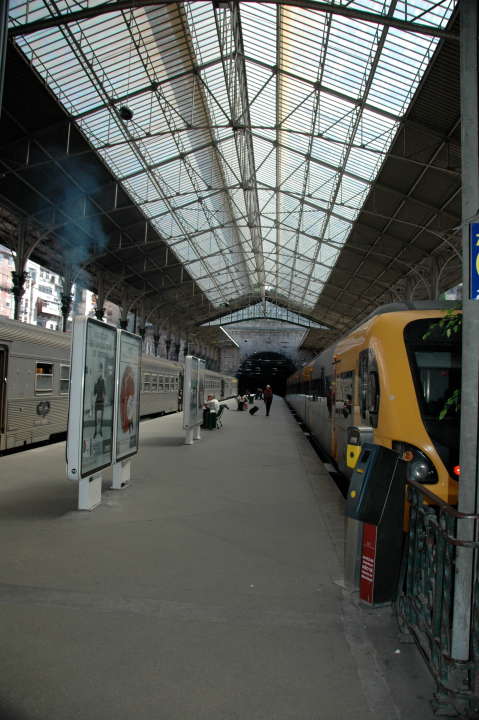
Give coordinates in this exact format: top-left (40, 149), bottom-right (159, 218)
top-left (35, 362), bottom-right (53, 392)
top-left (60, 364), bottom-right (70, 394)
top-left (38, 285), bottom-right (53, 295)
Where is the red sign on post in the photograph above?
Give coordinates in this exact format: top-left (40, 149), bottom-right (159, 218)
top-left (360, 523), bottom-right (377, 604)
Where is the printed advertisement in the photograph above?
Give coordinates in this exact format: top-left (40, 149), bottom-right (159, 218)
top-left (198, 363), bottom-right (205, 420)
top-left (189, 360), bottom-right (199, 425)
top-left (115, 331), bottom-right (142, 461)
top-left (183, 356), bottom-right (205, 429)
top-left (81, 320), bottom-right (117, 477)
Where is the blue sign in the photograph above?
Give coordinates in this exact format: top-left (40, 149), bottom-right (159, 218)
top-left (470, 222), bottom-right (479, 300)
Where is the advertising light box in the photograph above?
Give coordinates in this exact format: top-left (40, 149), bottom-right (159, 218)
top-left (115, 330), bottom-right (142, 462)
top-left (67, 317), bottom-right (117, 480)
top-left (183, 355), bottom-right (205, 429)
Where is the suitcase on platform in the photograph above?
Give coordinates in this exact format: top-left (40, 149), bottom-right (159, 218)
top-left (249, 406), bottom-right (259, 415)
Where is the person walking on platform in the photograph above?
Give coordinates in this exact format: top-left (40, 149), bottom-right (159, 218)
top-left (263, 385), bottom-right (273, 417)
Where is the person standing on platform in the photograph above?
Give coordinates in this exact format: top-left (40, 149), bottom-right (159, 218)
top-left (263, 385), bottom-right (273, 417)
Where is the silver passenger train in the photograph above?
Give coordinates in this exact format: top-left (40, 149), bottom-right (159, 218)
top-left (0, 317), bottom-right (238, 451)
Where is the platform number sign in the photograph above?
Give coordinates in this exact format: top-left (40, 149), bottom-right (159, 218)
top-left (470, 222), bottom-right (479, 300)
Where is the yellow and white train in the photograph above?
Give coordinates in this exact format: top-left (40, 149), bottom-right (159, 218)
top-left (286, 303), bottom-right (460, 504)
top-left (0, 317), bottom-right (238, 452)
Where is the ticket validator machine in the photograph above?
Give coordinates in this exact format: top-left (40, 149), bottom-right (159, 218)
top-left (345, 443), bottom-right (406, 605)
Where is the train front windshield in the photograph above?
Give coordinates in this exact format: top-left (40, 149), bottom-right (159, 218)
top-left (404, 319), bottom-right (461, 476)
top-left (412, 350), bottom-right (460, 419)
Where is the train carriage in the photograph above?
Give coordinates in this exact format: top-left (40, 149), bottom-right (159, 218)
top-left (0, 317), bottom-right (237, 452)
top-left (286, 303), bottom-right (461, 504)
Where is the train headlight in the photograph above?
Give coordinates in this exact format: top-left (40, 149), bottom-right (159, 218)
top-left (393, 442), bottom-right (438, 484)
top-left (409, 455), bottom-right (432, 482)
top-left (407, 448), bottom-right (438, 484)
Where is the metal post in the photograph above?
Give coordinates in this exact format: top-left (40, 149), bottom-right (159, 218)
top-left (451, 0), bottom-right (479, 661)
top-left (11, 270), bottom-right (26, 320)
top-left (0, 0), bottom-right (9, 118)
top-left (61, 293), bottom-right (72, 332)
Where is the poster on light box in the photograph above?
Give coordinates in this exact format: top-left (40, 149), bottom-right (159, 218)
top-left (67, 317), bottom-right (117, 480)
top-left (183, 355), bottom-right (205, 429)
top-left (115, 330), bottom-right (142, 462)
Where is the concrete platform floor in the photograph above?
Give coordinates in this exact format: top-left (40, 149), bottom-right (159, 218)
top-left (0, 398), bottom-right (436, 720)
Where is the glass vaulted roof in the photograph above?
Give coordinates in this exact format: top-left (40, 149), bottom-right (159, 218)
top-left (9, 0), bottom-right (456, 311)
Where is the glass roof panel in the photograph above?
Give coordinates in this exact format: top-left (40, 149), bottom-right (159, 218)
top-left (9, 0), bottom-right (455, 311)
top-left (203, 300), bottom-right (327, 328)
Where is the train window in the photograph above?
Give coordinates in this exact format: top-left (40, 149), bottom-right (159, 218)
top-left (151, 375), bottom-right (158, 392)
top-left (368, 371), bottom-right (380, 428)
top-left (158, 376), bottom-right (164, 391)
top-left (60, 364), bottom-right (70, 394)
top-left (143, 374), bottom-right (151, 392)
top-left (367, 349), bottom-right (380, 427)
top-left (35, 362), bottom-right (53, 392)
top-left (359, 351), bottom-right (368, 421)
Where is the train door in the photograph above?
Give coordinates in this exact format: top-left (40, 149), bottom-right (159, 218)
top-left (0, 345), bottom-right (7, 443)
top-left (334, 369), bottom-right (354, 476)
top-left (221, 379), bottom-right (225, 399)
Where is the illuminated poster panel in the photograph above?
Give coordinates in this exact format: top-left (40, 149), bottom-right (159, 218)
top-left (81, 320), bottom-right (117, 476)
top-left (183, 356), bottom-right (205, 429)
top-left (67, 317), bottom-right (117, 480)
top-left (115, 330), bottom-right (142, 462)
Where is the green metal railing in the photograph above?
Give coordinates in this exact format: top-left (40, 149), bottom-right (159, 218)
top-left (396, 481), bottom-right (479, 716)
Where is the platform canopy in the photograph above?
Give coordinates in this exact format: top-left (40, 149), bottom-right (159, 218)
top-left (4, 0), bottom-right (461, 336)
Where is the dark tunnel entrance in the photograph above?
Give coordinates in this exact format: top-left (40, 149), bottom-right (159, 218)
top-left (237, 352), bottom-right (297, 397)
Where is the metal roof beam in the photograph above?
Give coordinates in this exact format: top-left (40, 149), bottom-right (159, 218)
top-left (178, 4), bottom-right (255, 295)
top-left (252, 131), bottom-right (373, 187)
top-left (245, 55), bottom-right (401, 123)
top-left (320, 119), bottom-right (462, 317)
top-left (300, 0), bottom-right (396, 306)
top-left (8, 0), bottom-right (459, 41)
top-left (73, 57), bottom-right (225, 121)
top-left (213, 1), bottom-right (265, 295)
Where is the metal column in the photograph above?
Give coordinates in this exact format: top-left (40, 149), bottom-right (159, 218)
top-left (0, 0), bottom-right (8, 118)
top-left (451, 0), bottom-right (479, 661)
